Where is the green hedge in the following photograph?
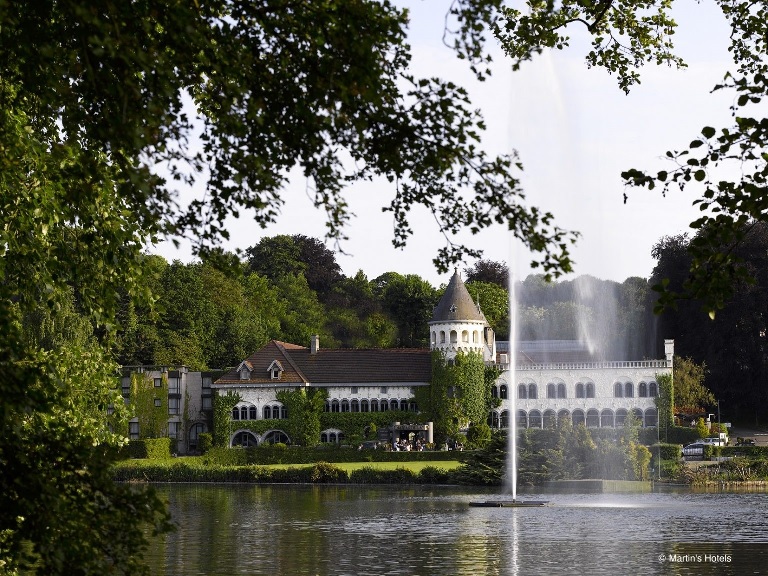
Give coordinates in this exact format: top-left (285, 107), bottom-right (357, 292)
top-left (200, 445), bottom-right (469, 466)
top-left (112, 460), bottom-right (455, 484)
top-left (721, 446), bottom-right (768, 458)
top-left (649, 443), bottom-right (682, 461)
top-left (125, 438), bottom-right (173, 459)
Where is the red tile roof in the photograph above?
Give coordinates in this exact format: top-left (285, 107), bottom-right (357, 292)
top-left (214, 340), bottom-right (432, 387)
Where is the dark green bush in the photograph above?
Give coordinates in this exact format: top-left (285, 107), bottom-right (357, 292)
top-left (417, 466), bottom-right (452, 484)
top-left (125, 438), bottom-right (173, 459)
top-left (198, 433), bottom-right (213, 454)
top-left (650, 443), bottom-right (682, 461)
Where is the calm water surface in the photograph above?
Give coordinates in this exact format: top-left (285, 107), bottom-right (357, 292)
top-left (145, 484), bottom-right (768, 575)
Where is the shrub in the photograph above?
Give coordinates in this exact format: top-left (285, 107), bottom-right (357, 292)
top-left (125, 438), bottom-right (173, 460)
top-left (650, 443), bottom-right (682, 461)
top-left (309, 462), bottom-right (348, 483)
top-left (417, 466), bottom-right (451, 484)
top-left (198, 433), bottom-right (213, 455)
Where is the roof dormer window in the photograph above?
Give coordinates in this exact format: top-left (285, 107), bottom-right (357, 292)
top-left (236, 361), bottom-right (253, 381)
top-left (267, 359), bottom-right (284, 380)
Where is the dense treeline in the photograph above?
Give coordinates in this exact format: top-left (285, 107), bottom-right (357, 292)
top-left (114, 234), bottom-right (659, 370)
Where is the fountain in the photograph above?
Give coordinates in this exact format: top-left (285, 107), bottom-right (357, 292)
top-left (470, 249), bottom-right (549, 508)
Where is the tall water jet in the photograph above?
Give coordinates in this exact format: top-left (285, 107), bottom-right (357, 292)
top-left (507, 251), bottom-right (518, 500)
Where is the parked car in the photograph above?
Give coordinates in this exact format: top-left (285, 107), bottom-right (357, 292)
top-left (701, 437), bottom-right (726, 447)
top-left (683, 442), bottom-right (705, 458)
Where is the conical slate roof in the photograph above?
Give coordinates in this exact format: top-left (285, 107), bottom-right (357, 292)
top-left (430, 270), bottom-right (487, 323)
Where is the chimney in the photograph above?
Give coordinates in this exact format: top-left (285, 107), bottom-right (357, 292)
top-left (664, 339), bottom-right (674, 368)
top-left (311, 334), bottom-right (320, 355)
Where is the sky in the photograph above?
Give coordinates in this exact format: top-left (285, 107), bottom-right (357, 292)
top-left (152, 1), bottom-right (738, 288)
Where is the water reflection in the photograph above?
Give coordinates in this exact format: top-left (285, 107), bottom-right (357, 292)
top-left (145, 485), bottom-right (768, 575)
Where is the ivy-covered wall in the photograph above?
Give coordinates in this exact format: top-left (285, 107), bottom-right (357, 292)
top-left (413, 350), bottom-right (490, 443)
top-left (129, 372), bottom-right (168, 438)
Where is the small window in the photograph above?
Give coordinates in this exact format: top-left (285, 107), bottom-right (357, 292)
top-left (249, 406), bottom-right (257, 420)
top-left (168, 422), bottom-right (179, 439)
top-left (129, 421), bottom-right (139, 440)
top-left (576, 383), bottom-right (585, 398)
top-left (202, 397), bottom-right (212, 410)
top-left (351, 387), bottom-right (358, 395)
top-left (154, 378), bottom-right (162, 388)
top-left (586, 383), bottom-right (595, 398)
top-left (271, 368), bottom-right (280, 379)
top-left (380, 386), bottom-right (388, 394)
top-left (154, 398), bottom-right (162, 408)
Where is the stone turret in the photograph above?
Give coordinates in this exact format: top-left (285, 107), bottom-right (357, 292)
top-left (428, 270), bottom-right (496, 362)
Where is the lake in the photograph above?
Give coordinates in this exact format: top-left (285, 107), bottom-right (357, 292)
top-left (145, 484), bottom-right (768, 575)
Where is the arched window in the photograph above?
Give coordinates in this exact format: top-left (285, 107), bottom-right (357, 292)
top-left (557, 383), bottom-right (566, 398)
top-left (576, 383), bottom-right (585, 398)
top-left (586, 383), bottom-right (595, 398)
top-left (280, 406), bottom-right (287, 419)
top-left (491, 386), bottom-right (498, 398)
top-left (381, 399), bottom-right (389, 411)
top-left (462, 330), bottom-right (469, 343)
top-left (440, 331), bottom-right (446, 343)
top-left (400, 400), bottom-right (408, 411)
top-left (632, 408), bottom-right (644, 423)
top-left (341, 400), bottom-right (350, 413)
top-left (361, 399), bottom-right (369, 412)
top-left (600, 409), bottom-right (614, 428)
top-left (263, 405), bottom-right (272, 419)
top-left (645, 408), bottom-right (658, 427)
top-left (518, 384), bottom-right (527, 399)
top-left (528, 383), bottom-right (538, 399)
top-left (232, 407), bottom-right (240, 420)
top-left (489, 412), bottom-right (500, 428)
top-left (614, 382), bottom-right (623, 398)
top-left (649, 381), bottom-right (658, 397)
top-left (558, 409), bottom-right (570, 423)
top-left (586, 409), bottom-right (599, 428)
top-left (321, 432), bottom-right (328, 443)
top-left (390, 399), bottom-right (399, 411)
top-left (450, 330), bottom-right (458, 343)
top-left (331, 400), bottom-right (340, 413)
top-left (625, 382), bottom-right (634, 398)
top-left (409, 401), bottom-right (418, 412)
top-left (499, 385), bottom-right (508, 399)
top-left (370, 400), bottom-right (379, 412)
top-left (639, 382), bottom-right (648, 397)
top-left (473, 331), bottom-right (479, 343)
top-left (543, 410), bottom-right (556, 428)
top-left (616, 409), bottom-right (628, 427)
top-left (240, 406), bottom-right (248, 420)
top-left (263, 430), bottom-right (290, 445)
top-left (572, 409), bottom-right (585, 427)
top-left (232, 431), bottom-right (258, 447)
top-left (351, 399), bottom-right (360, 413)
top-left (547, 383), bottom-right (556, 399)
top-left (529, 410), bottom-right (542, 428)
top-left (249, 406), bottom-right (258, 420)
top-left (431, 331), bottom-right (436, 344)
top-left (514, 410), bottom-right (524, 428)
